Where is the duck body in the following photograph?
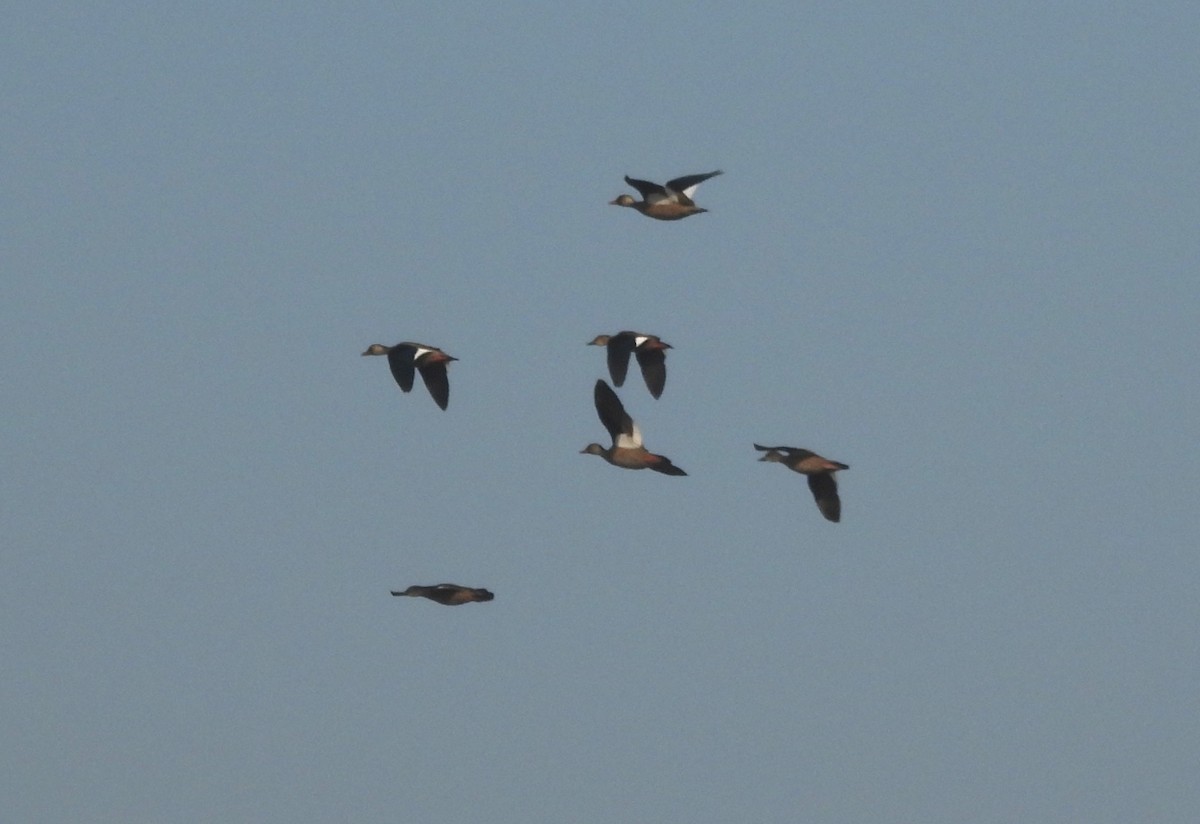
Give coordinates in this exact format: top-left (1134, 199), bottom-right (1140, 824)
top-left (582, 380), bottom-right (686, 475)
top-left (610, 171), bottom-right (722, 220)
top-left (754, 444), bottom-right (849, 523)
top-left (362, 341), bottom-right (457, 410)
top-left (391, 584), bottom-right (495, 605)
top-left (588, 332), bottom-right (672, 398)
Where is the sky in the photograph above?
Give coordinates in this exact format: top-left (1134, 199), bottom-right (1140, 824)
top-left (3, 3), bottom-right (1199, 822)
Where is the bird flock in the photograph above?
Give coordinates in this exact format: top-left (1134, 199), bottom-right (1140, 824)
top-left (375, 172), bottom-right (849, 606)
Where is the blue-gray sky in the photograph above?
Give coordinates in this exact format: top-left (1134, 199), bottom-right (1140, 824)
top-left (4, 3), bottom-right (1199, 822)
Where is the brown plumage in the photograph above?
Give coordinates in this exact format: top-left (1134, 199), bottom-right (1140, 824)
top-left (754, 444), bottom-right (849, 523)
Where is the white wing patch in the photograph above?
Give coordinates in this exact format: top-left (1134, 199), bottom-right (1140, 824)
top-left (615, 420), bottom-right (643, 449)
top-left (634, 335), bottom-right (649, 347)
top-left (411, 346), bottom-right (432, 360)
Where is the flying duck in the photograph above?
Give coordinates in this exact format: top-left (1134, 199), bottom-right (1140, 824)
top-left (609, 170), bottom-right (723, 220)
top-left (754, 444), bottom-right (849, 523)
top-left (588, 331), bottom-right (672, 399)
top-left (581, 380), bottom-right (686, 475)
top-left (362, 342), bottom-right (457, 410)
top-left (390, 584), bottom-right (495, 605)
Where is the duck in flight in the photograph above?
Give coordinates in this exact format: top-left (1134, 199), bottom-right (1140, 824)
top-left (754, 444), bottom-right (849, 523)
top-left (588, 331), bottom-right (672, 399)
top-left (362, 342), bottom-right (457, 410)
top-left (609, 170), bottom-right (723, 220)
top-left (581, 380), bottom-right (686, 475)
top-left (390, 584), bottom-right (495, 605)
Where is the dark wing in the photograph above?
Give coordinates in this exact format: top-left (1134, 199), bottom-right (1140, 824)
top-left (623, 175), bottom-right (668, 200)
top-left (417, 362), bottom-right (451, 410)
top-left (807, 473), bottom-right (842, 523)
top-left (385, 345), bottom-right (417, 392)
top-left (649, 456), bottom-right (687, 476)
top-left (593, 379), bottom-right (632, 442)
top-left (605, 334), bottom-right (635, 387)
top-left (753, 443), bottom-right (790, 453)
top-left (664, 170), bottom-right (723, 199)
top-left (634, 346), bottom-right (668, 399)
